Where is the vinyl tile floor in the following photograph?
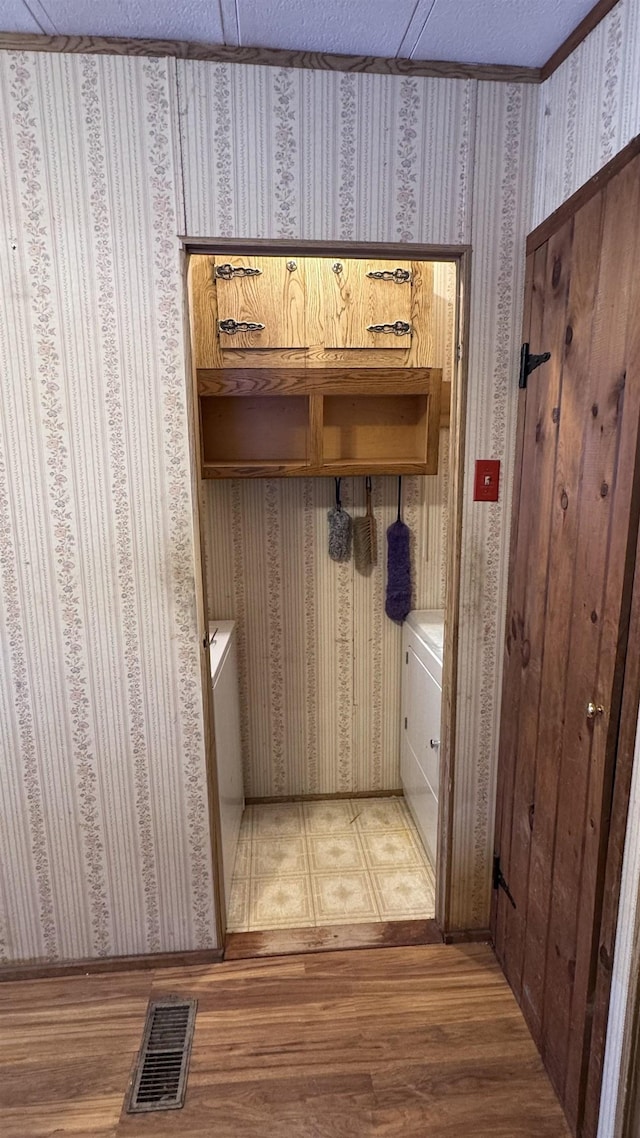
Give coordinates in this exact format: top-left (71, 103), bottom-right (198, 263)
top-left (227, 796), bottom-right (436, 932)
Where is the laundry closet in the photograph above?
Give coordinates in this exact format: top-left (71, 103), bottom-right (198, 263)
top-left (188, 251), bottom-right (457, 940)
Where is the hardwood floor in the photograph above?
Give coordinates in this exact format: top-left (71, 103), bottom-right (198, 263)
top-left (0, 943), bottom-right (570, 1137)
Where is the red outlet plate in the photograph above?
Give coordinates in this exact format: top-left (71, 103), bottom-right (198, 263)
top-left (474, 459), bottom-right (500, 502)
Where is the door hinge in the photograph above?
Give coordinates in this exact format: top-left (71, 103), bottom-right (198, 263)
top-left (405, 651), bottom-right (409, 664)
top-left (493, 854), bottom-right (516, 908)
top-left (404, 717), bottom-right (408, 730)
top-left (519, 342), bottom-right (551, 389)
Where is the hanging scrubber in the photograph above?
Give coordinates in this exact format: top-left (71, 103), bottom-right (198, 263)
top-left (353, 476), bottom-right (377, 573)
top-left (328, 477), bottom-right (352, 561)
top-left (385, 476), bottom-right (412, 622)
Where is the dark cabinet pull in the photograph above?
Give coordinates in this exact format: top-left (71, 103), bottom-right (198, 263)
top-left (215, 263), bottom-right (262, 279)
top-left (367, 321), bottom-right (412, 336)
top-left (218, 319), bottom-right (265, 335)
top-left (366, 268), bottom-right (411, 283)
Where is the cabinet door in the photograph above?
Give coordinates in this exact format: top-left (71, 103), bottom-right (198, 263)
top-left (214, 255), bottom-right (306, 349)
top-left (324, 259), bottom-right (413, 349)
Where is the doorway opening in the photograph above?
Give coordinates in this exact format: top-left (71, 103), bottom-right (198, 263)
top-left (185, 241), bottom-right (468, 953)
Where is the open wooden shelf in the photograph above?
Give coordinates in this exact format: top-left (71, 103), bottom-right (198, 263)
top-left (323, 395), bottom-right (429, 465)
top-left (201, 395), bottom-right (310, 465)
top-left (198, 368), bottom-right (441, 478)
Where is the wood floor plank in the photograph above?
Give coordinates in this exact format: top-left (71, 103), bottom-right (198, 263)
top-left (0, 944), bottom-right (569, 1138)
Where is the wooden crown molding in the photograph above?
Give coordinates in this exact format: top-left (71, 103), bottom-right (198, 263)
top-left (0, 0), bottom-right (619, 85)
top-left (540, 0), bottom-right (620, 81)
top-left (0, 31), bottom-right (540, 82)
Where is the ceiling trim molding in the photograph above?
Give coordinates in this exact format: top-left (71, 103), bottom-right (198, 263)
top-left (0, 0), bottom-right (620, 86)
top-left (0, 31), bottom-right (541, 82)
top-left (540, 0), bottom-right (620, 80)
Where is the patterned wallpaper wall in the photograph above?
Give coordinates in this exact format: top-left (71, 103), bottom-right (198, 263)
top-left (203, 264), bottom-right (454, 799)
top-left (532, 0), bottom-right (640, 227)
top-left (0, 44), bottom-right (549, 960)
top-left (179, 62), bottom-right (538, 926)
top-left (0, 52), bottom-right (216, 962)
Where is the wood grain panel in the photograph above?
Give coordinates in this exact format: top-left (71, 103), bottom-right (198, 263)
top-left (561, 156), bottom-right (640, 1132)
top-left (190, 255), bottom-right (222, 369)
top-left (0, 945), bottom-right (571, 1138)
top-left (214, 256), bottom-right (306, 349)
top-left (494, 225), bottom-right (569, 990)
top-left (583, 172), bottom-right (640, 1134)
top-left (494, 148), bottom-right (640, 1138)
top-left (197, 367), bottom-right (441, 397)
top-left (323, 259), bottom-right (412, 349)
top-left (520, 197), bottom-right (602, 1046)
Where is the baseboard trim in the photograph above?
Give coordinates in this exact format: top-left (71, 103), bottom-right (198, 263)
top-left (0, 947), bottom-right (224, 982)
top-left (224, 919), bottom-right (442, 960)
top-left (443, 928), bottom-right (492, 945)
top-left (245, 789), bottom-right (404, 805)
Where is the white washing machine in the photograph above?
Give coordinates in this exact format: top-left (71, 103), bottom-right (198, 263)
top-left (401, 609), bottom-right (444, 870)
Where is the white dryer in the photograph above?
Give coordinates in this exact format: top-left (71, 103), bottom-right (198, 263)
top-left (401, 609), bottom-right (444, 870)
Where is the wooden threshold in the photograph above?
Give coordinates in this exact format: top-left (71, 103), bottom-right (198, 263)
top-left (245, 789), bottom-right (403, 804)
top-left (0, 947), bottom-right (223, 983)
top-left (224, 919), bottom-right (442, 960)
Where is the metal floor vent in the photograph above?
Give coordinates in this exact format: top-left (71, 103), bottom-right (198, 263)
top-left (126, 997), bottom-right (197, 1113)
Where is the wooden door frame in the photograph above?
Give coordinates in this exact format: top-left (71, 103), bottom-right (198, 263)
top-left (182, 237), bottom-right (471, 943)
top-left (498, 133), bottom-right (640, 1137)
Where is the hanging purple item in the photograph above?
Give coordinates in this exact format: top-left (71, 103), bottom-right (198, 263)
top-left (385, 477), bottom-right (412, 623)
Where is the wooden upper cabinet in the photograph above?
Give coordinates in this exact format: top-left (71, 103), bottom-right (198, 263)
top-left (214, 255), bottom-right (307, 349)
top-left (323, 259), bottom-right (413, 349)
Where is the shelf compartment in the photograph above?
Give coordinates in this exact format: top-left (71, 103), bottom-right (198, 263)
top-left (323, 395), bottom-right (430, 466)
top-left (201, 395), bottom-right (309, 465)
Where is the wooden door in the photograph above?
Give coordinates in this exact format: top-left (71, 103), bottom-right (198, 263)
top-left (493, 152), bottom-right (640, 1137)
top-left (323, 258), bottom-right (413, 348)
top-left (214, 255), bottom-right (306, 349)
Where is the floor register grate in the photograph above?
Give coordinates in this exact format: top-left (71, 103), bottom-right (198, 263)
top-left (126, 997), bottom-right (197, 1113)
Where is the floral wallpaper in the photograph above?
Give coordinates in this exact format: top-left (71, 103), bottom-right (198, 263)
top-left (179, 61), bottom-right (537, 927)
top-left (0, 52), bottom-right (215, 962)
top-left (204, 439), bottom-right (452, 799)
top-left (532, 0), bottom-right (640, 227)
top-left (6, 19), bottom-right (631, 959)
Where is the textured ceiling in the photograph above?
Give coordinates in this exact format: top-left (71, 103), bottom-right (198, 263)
top-left (2, 0), bottom-right (597, 67)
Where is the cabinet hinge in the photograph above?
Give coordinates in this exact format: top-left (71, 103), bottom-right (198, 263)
top-left (492, 854), bottom-right (516, 908)
top-left (519, 342), bottom-right (551, 389)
